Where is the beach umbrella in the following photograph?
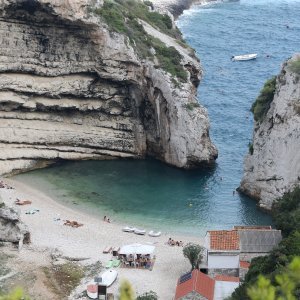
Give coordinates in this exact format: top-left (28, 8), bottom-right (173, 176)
top-left (119, 243), bottom-right (155, 255)
top-left (119, 244), bottom-right (155, 268)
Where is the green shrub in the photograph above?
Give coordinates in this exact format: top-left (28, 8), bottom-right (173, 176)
top-left (143, 1), bottom-right (154, 9)
top-left (248, 142), bottom-right (254, 155)
top-left (43, 262), bottom-right (84, 299)
top-left (272, 187), bottom-right (300, 237)
top-left (251, 77), bottom-right (276, 122)
top-left (117, 0), bottom-right (180, 39)
top-left (94, 1), bottom-right (126, 33)
top-left (119, 279), bottom-right (135, 300)
top-left (288, 58), bottom-right (300, 75)
top-left (137, 291), bottom-right (158, 300)
top-left (93, 0), bottom-right (188, 81)
top-left (0, 287), bottom-right (30, 300)
top-left (184, 102), bottom-right (200, 111)
top-left (247, 257), bottom-right (300, 300)
top-left (153, 41), bottom-right (187, 81)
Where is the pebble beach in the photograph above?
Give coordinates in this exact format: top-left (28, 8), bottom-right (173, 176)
top-left (0, 178), bottom-right (202, 299)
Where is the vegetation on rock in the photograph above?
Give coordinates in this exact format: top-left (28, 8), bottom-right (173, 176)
top-left (42, 262), bottom-right (84, 299)
top-left (0, 288), bottom-right (30, 300)
top-left (251, 77), bottom-right (276, 122)
top-left (247, 257), bottom-right (300, 300)
top-left (94, 0), bottom-right (187, 81)
top-left (184, 102), bottom-right (200, 111)
top-left (248, 142), bottom-right (254, 155)
top-left (183, 243), bottom-right (205, 270)
top-left (288, 58), bottom-right (300, 75)
top-left (136, 291), bottom-right (158, 300)
top-left (230, 187), bottom-right (300, 300)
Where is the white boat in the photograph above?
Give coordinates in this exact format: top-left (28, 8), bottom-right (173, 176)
top-left (86, 283), bottom-right (98, 299)
top-left (231, 53), bottom-right (257, 61)
top-left (100, 269), bottom-right (118, 287)
top-left (86, 270), bottom-right (118, 298)
top-left (148, 230), bottom-right (161, 237)
top-left (122, 226), bottom-right (136, 232)
top-left (134, 228), bottom-right (146, 235)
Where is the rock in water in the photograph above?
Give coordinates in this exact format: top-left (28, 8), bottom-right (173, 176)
top-left (0, 0), bottom-right (217, 175)
top-left (240, 54), bottom-right (300, 210)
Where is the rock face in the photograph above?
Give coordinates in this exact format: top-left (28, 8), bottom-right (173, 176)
top-left (0, 0), bottom-right (217, 175)
top-left (0, 203), bottom-right (30, 245)
top-left (240, 55), bottom-right (300, 210)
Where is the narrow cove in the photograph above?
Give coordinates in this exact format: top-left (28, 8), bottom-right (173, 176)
top-left (14, 0), bottom-right (300, 236)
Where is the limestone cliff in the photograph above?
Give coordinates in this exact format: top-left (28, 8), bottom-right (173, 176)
top-left (240, 55), bottom-right (300, 210)
top-left (0, 0), bottom-right (217, 175)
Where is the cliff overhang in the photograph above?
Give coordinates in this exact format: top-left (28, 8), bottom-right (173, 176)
top-left (0, 0), bottom-right (217, 175)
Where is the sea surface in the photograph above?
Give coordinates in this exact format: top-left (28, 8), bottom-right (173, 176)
top-left (14, 0), bottom-right (300, 236)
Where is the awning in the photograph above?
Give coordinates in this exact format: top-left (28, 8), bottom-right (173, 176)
top-left (119, 243), bottom-right (155, 255)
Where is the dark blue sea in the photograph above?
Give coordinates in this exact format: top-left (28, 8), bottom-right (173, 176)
top-left (15, 0), bottom-right (300, 236)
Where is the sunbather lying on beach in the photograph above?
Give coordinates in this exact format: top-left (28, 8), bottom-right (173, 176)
top-left (15, 199), bottom-right (32, 205)
top-left (63, 220), bottom-right (84, 228)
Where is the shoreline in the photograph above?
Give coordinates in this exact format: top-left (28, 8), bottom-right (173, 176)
top-left (0, 177), bottom-right (202, 299)
top-left (12, 172), bottom-right (209, 238)
top-left (152, 0), bottom-right (230, 19)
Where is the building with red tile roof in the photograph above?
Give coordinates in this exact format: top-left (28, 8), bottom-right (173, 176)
top-left (204, 231), bottom-right (240, 276)
top-left (175, 270), bottom-right (215, 300)
top-left (208, 230), bottom-right (240, 251)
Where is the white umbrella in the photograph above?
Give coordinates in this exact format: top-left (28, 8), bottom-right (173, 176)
top-left (119, 244), bottom-right (155, 269)
top-left (119, 243), bottom-right (155, 255)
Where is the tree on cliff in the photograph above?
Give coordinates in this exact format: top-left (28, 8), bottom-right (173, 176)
top-left (247, 257), bottom-right (300, 300)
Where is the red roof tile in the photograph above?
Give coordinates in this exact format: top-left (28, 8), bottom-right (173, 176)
top-left (209, 230), bottom-right (239, 250)
top-left (175, 270), bottom-right (215, 300)
top-left (214, 275), bottom-right (240, 282)
top-left (240, 261), bottom-right (250, 269)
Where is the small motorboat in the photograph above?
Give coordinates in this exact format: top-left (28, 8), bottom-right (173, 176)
top-left (86, 270), bottom-right (118, 298)
top-left (100, 269), bottom-right (118, 287)
top-left (148, 230), bottom-right (161, 237)
top-left (122, 226), bottom-right (136, 232)
top-left (86, 284), bottom-right (98, 299)
top-left (134, 228), bottom-right (146, 235)
top-left (231, 53), bottom-right (257, 61)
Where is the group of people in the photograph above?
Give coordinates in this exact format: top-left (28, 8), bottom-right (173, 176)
top-left (103, 216), bottom-right (111, 223)
top-left (167, 238), bottom-right (183, 247)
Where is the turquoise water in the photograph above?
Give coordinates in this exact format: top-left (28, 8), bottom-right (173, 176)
top-left (14, 0), bottom-right (300, 236)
